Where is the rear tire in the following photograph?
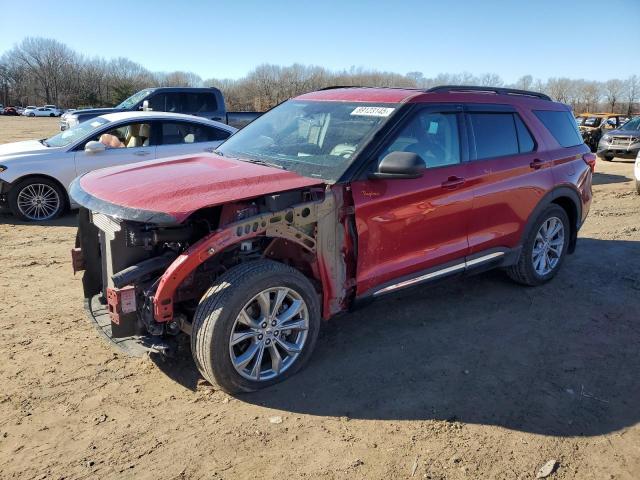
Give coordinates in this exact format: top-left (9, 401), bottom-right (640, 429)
top-left (506, 205), bottom-right (570, 286)
top-left (191, 260), bottom-right (321, 394)
top-left (8, 176), bottom-right (66, 221)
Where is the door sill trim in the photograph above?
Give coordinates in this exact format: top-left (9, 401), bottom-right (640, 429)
top-left (370, 250), bottom-right (506, 297)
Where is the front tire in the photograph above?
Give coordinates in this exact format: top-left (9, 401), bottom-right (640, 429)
top-left (192, 260), bottom-right (321, 393)
top-left (8, 177), bottom-right (66, 221)
top-left (506, 205), bottom-right (570, 286)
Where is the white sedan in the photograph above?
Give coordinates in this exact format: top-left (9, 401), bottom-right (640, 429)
top-left (0, 111), bottom-right (236, 221)
top-left (24, 107), bottom-right (59, 117)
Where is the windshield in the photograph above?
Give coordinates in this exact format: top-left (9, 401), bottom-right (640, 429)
top-left (45, 118), bottom-right (109, 147)
top-left (116, 89), bottom-right (152, 109)
top-left (620, 116), bottom-right (640, 131)
top-left (217, 100), bottom-right (398, 181)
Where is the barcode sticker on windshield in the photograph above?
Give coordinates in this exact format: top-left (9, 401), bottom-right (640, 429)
top-left (351, 106), bottom-right (395, 117)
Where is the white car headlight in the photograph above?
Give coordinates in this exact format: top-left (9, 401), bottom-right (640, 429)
top-left (601, 134), bottom-right (611, 142)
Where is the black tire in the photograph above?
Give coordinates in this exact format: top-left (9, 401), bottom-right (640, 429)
top-left (191, 260), bottom-right (321, 394)
top-left (506, 205), bottom-right (570, 286)
top-left (8, 176), bottom-right (66, 221)
top-left (28, 113), bottom-right (34, 117)
top-left (49, 113), bottom-right (55, 117)
top-left (603, 155), bottom-right (614, 162)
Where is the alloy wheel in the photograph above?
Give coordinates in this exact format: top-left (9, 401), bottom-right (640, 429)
top-left (16, 183), bottom-right (61, 221)
top-left (532, 216), bottom-right (565, 276)
top-left (229, 287), bottom-right (309, 382)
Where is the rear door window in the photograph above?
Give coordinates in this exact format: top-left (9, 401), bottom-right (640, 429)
top-left (468, 113), bottom-right (519, 159)
top-left (514, 115), bottom-right (535, 153)
top-left (185, 93), bottom-right (218, 113)
top-left (160, 121), bottom-right (230, 144)
top-left (533, 110), bottom-right (583, 147)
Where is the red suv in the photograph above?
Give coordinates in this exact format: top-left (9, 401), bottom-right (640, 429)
top-left (71, 85), bottom-right (594, 393)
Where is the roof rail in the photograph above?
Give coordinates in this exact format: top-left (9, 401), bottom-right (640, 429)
top-left (427, 85), bottom-right (552, 101)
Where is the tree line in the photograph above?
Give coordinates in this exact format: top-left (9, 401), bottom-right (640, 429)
top-left (1, 37), bottom-right (638, 115)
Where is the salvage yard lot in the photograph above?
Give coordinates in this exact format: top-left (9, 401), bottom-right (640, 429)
top-left (0, 115), bottom-right (639, 479)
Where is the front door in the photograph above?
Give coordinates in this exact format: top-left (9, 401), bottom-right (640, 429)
top-left (74, 121), bottom-right (156, 176)
top-left (350, 106), bottom-right (473, 296)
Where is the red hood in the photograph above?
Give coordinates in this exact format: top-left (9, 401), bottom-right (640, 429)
top-left (74, 154), bottom-right (324, 224)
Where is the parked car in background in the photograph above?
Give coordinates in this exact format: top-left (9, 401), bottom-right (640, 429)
top-left (22, 106), bottom-right (37, 116)
top-left (575, 113), bottom-right (626, 151)
top-left (0, 111), bottom-right (236, 221)
top-left (3, 107), bottom-right (19, 116)
top-left (70, 85), bottom-right (594, 393)
top-left (597, 115), bottom-right (640, 161)
top-left (44, 105), bottom-right (63, 116)
top-left (16, 107), bottom-right (25, 115)
top-left (26, 107), bottom-right (59, 117)
top-left (0, 104), bottom-right (3, 112)
top-left (60, 87), bottom-right (261, 131)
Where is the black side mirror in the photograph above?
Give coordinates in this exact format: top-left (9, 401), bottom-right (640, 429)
top-left (369, 151), bottom-right (426, 180)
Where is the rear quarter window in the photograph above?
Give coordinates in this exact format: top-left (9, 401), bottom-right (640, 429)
top-left (534, 110), bottom-right (583, 147)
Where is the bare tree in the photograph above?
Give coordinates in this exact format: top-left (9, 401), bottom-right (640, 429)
top-left (515, 75), bottom-right (533, 91)
top-left (9, 37), bottom-right (76, 104)
top-left (625, 75), bottom-right (639, 115)
top-left (603, 79), bottom-right (625, 112)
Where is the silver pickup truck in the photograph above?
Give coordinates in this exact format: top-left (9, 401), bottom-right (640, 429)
top-left (60, 87), bottom-right (260, 130)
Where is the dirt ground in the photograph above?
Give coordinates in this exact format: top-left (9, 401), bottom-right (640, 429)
top-left (0, 115), bottom-right (639, 480)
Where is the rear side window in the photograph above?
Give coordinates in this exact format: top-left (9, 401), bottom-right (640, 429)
top-left (533, 110), bottom-right (583, 147)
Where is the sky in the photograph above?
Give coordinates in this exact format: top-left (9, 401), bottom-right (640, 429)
top-left (0, 0), bottom-right (638, 83)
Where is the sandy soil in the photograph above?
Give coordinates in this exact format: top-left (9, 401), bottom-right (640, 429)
top-left (0, 115), bottom-right (639, 480)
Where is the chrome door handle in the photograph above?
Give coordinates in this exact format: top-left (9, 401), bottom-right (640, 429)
top-left (134, 151), bottom-right (151, 156)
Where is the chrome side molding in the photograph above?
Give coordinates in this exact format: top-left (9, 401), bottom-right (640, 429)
top-left (372, 251), bottom-right (505, 296)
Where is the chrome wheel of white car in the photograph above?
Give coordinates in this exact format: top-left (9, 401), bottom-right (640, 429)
top-left (531, 216), bottom-right (565, 276)
top-left (16, 183), bottom-right (61, 220)
top-left (9, 177), bottom-right (65, 222)
top-left (229, 287), bottom-right (310, 382)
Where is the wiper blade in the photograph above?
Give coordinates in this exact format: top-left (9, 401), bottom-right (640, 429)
top-left (243, 158), bottom-right (286, 170)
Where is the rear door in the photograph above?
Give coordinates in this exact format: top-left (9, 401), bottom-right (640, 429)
top-left (465, 106), bottom-right (554, 254)
top-left (350, 105), bottom-right (473, 295)
top-left (154, 120), bottom-right (233, 159)
top-left (73, 121), bottom-right (156, 176)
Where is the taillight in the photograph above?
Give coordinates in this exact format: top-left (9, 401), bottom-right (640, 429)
top-left (583, 153), bottom-right (596, 173)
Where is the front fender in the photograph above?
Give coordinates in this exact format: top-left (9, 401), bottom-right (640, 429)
top-left (152, 202), bottom-right (321, 323)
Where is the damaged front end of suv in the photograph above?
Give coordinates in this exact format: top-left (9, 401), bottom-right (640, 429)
top-left (71, 174), bottom-right (354, 357)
